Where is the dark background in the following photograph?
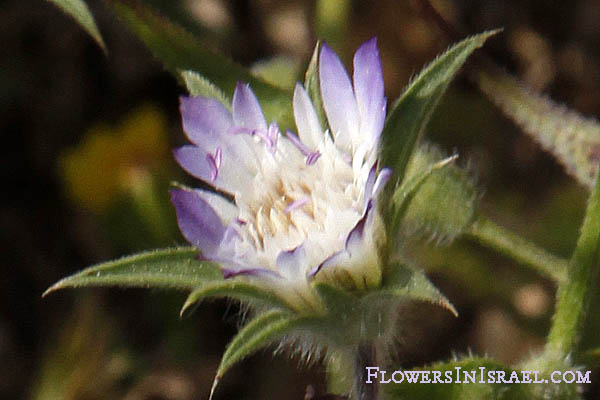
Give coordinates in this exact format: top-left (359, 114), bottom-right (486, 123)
top-left (2, 0), bottom-right (600, 398)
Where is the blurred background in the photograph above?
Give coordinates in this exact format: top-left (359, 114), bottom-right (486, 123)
top-left (3, 0), bottom-right (600, 398)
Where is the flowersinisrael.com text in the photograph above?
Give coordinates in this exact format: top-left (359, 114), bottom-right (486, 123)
top-left (365, 367), bottom-right (591, 384)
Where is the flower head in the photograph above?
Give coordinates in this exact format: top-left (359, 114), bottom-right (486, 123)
top-left (171, 39), bottom-right (391, 306)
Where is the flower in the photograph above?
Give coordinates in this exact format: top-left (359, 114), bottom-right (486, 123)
top-left (170, 38), bottom-right (391, 307)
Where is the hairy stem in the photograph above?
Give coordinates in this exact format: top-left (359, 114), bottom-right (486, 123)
top-left (467, 215), bottom-right (568, 283)
top-left (354, 343), bottom-right (378, 400)
top-left (546, 173), bottom-right (600, 357)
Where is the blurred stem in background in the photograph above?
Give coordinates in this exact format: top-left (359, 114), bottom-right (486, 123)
top-left (31, 295), bottom-right (132, 400)
top-left (467, 216), bottom-right (569, 283)
top-left (314, 0), bottom-right (350, 56)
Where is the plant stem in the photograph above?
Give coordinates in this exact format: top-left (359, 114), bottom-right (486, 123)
top-left (467, 215), bottom-right (568, 283)
top-left (545, 174), bottom-right (600, 357)
top-left (354, 343), bottom-right (378, 400)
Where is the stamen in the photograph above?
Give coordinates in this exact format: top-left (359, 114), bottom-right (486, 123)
top-left (284, 197), bottom-right (309, 214)
top-left (234, 123), bottom-right (280, 152)
top-left (265, 122), bottom-right (279, 151)
top-left (285, 130), bottom-right (321, 165)
top-left (306, 151), bottom-right (321, 165)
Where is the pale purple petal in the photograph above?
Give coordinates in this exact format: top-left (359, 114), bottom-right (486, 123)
top-left (180, 96), bottom-right (233, 146)
top-left (232, 82), bottom-right (267, 132)
top-left (353, 38), bottom-right (386, 145)
top-left (308, 250), bottom-right (345, 278)
top-left (194, 189), bottom-right (238, 225)
top-left (170, 189), bottom-right (225, 255)
top-left (173, 145), bottom-right (255, 193)
top-left (319, 43), bottom-right (359, 152)
top-left (309, 200), bottom-right (375, 278)
top-left (372, 167), bottom-right (392, 198)
top-left (293, 84), bottom-right (323, 149)
top-left (363, 164), bottom-right (378, 208)
top-left (276, 245), bottom-right (306, 279)
top-left (173, 145), bottom-right (214, 183)
top-left (345, 200), bottom-right (374, 255)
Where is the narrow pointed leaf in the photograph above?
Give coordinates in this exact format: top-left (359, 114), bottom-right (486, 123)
top-left (180, 281), bottom-right (294, 317)
top-left (210, 310), bottom-right (314, 399)
top-left (377, 263), bottom-right (457, 316)
top-left (47, 0), bottom-right (106, 52)
top-left (44, 247), bottom-right (221, 296)
top-left (111, 0), bottom-right (293, 129)
top-left (478, 70), bottom-right (600, 190)
top-left (378, 31), bottom-right (497, 204)
top-left (547, 169), bottom-right (600, 355)
top-left (181, 70), bottom-right (231, 109)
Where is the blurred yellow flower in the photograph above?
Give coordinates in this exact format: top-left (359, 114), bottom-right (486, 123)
top-left (60, 105), bottom-right (170, 212)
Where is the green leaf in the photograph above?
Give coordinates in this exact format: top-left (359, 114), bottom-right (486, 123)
top-left (304, 41), bottom-right (328, 131)
top-left (378, 31), bottom-right (497, 205)
top-left (111, 0), bottom-right (294, 130)
top-left (180, 280), bottom-right (294, 317)
top-left (43, 247), bottom-right (221, 296)
top-left (382, 357), bottom-right (531, 400)
top-left (210, 309), bottom-right (314, 399)
top-left (375, 263), bottom-right (457, 316)
top-left (478, 70), bottom-right (600, 190)
top-left (47, 0), bottom-right (106, 52)
top-left (547, 169), bottom-right (600, 356)
top-left (180, 70), bottom-right (231, 109)
top-left (392, 148), bottom-right (466, 240)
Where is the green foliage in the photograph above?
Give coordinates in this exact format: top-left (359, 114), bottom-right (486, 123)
top-left (110, 0), bottom-right (294, 130)
top-left (377, 263), bottom-right (457, 316)
top-left (382, 357), bottom-right (531, 400)
top-left (378, 31), bottom-right (497, 211)
top-left (180, 70), bottom-right (231, 109)
top-left (547, 169), bottom-right (600, 356)
top-left (210, 309), bottom-right (317, 400)
top-left (180, 280), bottom-right (294, 317)
top-left (310, 264), bottom-right (456, 347)
top-left (478, 71), bottom-right (600, 190)
top-left (47, 0), bottom-right (106, 52)
top-left (304, 41), bottom-right (328, 131)
top-left (206, 261), bottom-right (459, 399)
top-left (395, 146), bottom-right (477, 243)
top-left (43, 247), bottom-right (220, 295)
